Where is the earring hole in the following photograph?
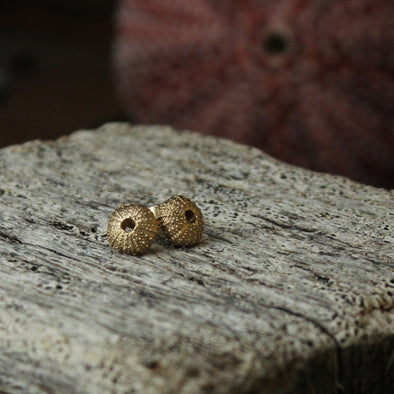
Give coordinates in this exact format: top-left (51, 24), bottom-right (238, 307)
top-left (185, 209), bottom-right (197, 224)
top-left (121, 218), bottom-right (136, 232)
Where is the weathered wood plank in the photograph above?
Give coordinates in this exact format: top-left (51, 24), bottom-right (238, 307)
top-left (0, 123), bottom-right (393, 393)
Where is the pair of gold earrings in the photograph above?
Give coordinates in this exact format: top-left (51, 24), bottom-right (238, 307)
top-left (107, 195), bottom-right (203, 255)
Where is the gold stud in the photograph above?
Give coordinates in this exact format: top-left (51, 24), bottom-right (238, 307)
top-left (155, 195), bottom-right (204, 246)
top-left (107, 204), bottom-right (159, 255)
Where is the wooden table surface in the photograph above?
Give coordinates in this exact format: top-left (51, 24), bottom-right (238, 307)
top-left (0, 123), bottom-right (393, 393)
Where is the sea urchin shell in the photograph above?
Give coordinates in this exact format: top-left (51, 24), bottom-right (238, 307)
top-left (114, 0), bottom-right (394, 188)
top-left (107, 204), bottom-right (160, 255)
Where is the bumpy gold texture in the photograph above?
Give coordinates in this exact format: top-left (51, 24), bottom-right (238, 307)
top-left (107, 204), bottom-right (159, 255)
top-left (158, 195), bottom-right (203, 246)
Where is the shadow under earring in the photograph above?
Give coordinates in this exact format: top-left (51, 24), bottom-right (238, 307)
top-left (156, 195), bottom-right (204, 246)
top-left (107, 204), bottom-right (159, 255)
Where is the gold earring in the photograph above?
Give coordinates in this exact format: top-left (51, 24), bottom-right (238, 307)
top-left (107, 204), bottom-right (159, 255)
top-left (153, 195), bottom-right (204, 246)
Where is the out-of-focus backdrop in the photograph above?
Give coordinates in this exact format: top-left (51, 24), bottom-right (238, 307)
top-left (1, 1), bottom-right (393, 188)
top-left (0, 0), bottom-right (121, 147)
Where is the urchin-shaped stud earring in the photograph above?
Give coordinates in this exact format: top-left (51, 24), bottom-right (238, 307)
top-left (155, 195), bottom-right (204, 246)
top-left (107, 204), bottom-right (159, 255)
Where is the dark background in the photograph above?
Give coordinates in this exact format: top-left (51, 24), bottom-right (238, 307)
top-left (0, 0), bottom-right (122, 148)
top-left (1, 1), bottom-right (392, 188)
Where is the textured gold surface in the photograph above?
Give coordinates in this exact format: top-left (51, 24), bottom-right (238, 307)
top-left (107, 204), bottom-right (159, 255)
top-left (158, 195), bottom-right (204, 246)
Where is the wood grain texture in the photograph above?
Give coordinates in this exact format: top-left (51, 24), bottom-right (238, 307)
top-left (0, 123), bottom-right (393, 393)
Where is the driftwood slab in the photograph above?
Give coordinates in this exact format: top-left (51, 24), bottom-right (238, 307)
top-left (0, 123), bottom-right (393, 393)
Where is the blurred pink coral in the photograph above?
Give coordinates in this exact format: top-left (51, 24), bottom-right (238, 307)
top-left (114, 0), bottom-right (394, 188)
